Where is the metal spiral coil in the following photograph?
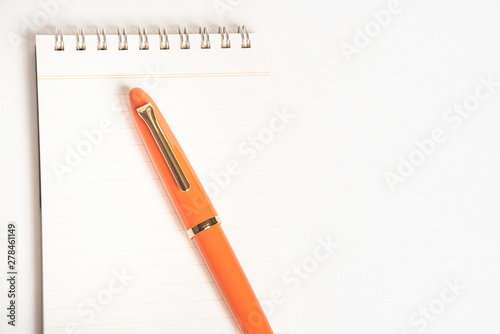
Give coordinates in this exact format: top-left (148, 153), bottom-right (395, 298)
top-left (238, 26), bottom-right (251, 48)
top-left (54, 26), bottom-right (252, 50)
top-left (200, 27), bottom-right (211, 49)
top-left (76, 28), bottom-right (85, 50)
top-left (118, 28), bottom-right (128, 50)
top-left (139, 28), bottom-right (149, 50)
top-left (159, 28), bottom-right (169, 50)
top-left (219, 26), bottom-right (230, 48)
top-left (179, 27), bottom-right (190, 49)
top-left (97, 28), bottom-right (107, 50)
top-left (54, 28), bottom-right (64, 51)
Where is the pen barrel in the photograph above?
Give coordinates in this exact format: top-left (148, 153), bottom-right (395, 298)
top-left (129, 88), bottom-right (218, 230)
top-left (193, 224), bottom-right (274, 334)
top-left (129, 88), bottom-right (272, 332)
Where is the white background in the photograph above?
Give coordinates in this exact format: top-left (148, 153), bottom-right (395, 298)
top-left (1, 0), bottom-right (500, 333)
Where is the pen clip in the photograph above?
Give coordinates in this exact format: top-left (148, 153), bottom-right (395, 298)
top-left (136, 103), bottom-right (191, 192)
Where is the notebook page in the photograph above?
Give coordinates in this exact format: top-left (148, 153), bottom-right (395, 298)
top-left (36, 33), bottom-right (289, 334)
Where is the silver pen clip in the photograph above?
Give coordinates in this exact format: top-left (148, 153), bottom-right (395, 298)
top-left (136, 103), bottom-right (191, 192)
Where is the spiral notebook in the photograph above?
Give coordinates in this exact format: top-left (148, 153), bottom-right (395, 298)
top-left (36, 27), bottom-right (288, 334)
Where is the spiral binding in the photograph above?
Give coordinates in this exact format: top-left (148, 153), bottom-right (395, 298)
top-left (179, 27), bottom-right (190, 49)
top-left (97, 28), bottom-right (107, 50)
top-left (139, 28), bottom-right (149, 50)
top-left (76, 29), bottom-right (85, 50)
top-left (199, 27), bottom-right (210, 49)
top-left (219, 27), bottom-right (230, 48)
top-left (54, 26), bottom-right (251, 51)
top-left (238, 26), bottom-right (251, 48)
top-left (118, 28), bottom-right (128, 50)
top-left (159, 28), bottom-right (169, 50)
top-left (55, 28), bottom-right (64, 51)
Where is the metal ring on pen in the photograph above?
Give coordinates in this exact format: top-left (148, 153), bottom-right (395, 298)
top-left (187, 217), bottom-right (221, 239)
top-left (54, 28), bottom-right (64, 51)
top-left (238, 26), bottom-right (251, 48)
top-left (139, 28), bottom-right (149, 50)
top-left (159, 28), bottom-right (169, 50)
top-left (118, 28), bottom-right (128, 50)
top-left (218, 26), bottom-right (230, 48)
top-left (200, 27), bottom-right (210, 49)
top-left (97, 28), bottom-right (107, 50)
top-left (76, 28), bottom-right (86, 50)
top-left (179, 27), bottom-right (190, 49)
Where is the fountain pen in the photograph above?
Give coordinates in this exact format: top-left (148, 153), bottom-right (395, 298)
top-left (128, 87), bottom-right (273, 334)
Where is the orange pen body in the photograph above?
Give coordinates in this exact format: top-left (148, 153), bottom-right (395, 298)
top-left (128, 87), bottom-right (273, 334)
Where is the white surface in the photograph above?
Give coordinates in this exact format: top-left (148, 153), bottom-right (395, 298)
top-left (1, 0), bottom-right (500, 333)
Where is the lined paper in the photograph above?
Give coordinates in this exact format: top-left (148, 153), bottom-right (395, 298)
top-left (36, 33), bottom-right (288, 333)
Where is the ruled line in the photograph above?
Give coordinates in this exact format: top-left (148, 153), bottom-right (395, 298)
top-left (43, 243), bottom-right (281, 256)
top-left (40, 106), bottom-right (271, 113)
top-left (42, 225), bottom-right (282, 237)
top-left (44, 278), bottom-right (283, 292)
top-left (44, 314), bottom-right (288, 329)
top-left (43, 260), bottom-right (283, 273)
top-left (41, 174), bottom-right (276, 184)
top-left (38, 72), bottom-right (271, 80)
top-left (44, 298), bottom-right (225, 310)
top-left (40, 90), bottom-right (271, 97)
top-left (41, 208), bottom-right (278, 220)
top-left (39, 157), bottom-right (274, 166)
top-left (42, 191), bottom-right (278, 201)
top-left (40, 141), bottom-right (249, 148)
top-left (40, 123), bottom-right (268, 131)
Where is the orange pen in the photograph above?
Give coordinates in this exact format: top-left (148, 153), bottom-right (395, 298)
top-left (128, 87), bottom-right (273, 334)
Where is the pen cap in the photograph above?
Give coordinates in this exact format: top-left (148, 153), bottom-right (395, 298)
top-left (128, 87), bottom-right (218, 231)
